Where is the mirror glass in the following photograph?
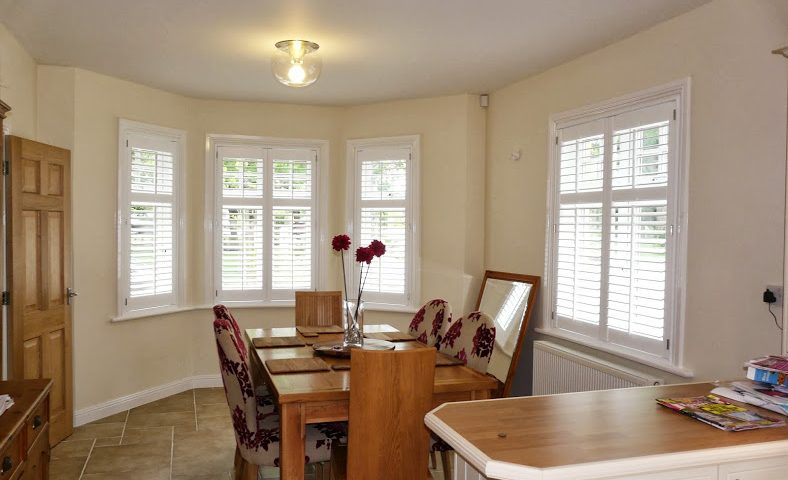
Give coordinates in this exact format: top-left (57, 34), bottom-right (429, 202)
top-left (476, 271), bottom-right (539, 395)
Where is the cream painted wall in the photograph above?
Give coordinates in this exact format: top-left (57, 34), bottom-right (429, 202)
top-left (341, 95), bottom-right (487, 330)
top-left (7, 0), bottom-right (786, 411)
top-left (0, 22), bottom-right (36, 137)
top-left (486, 0), bottom-right (788, 391)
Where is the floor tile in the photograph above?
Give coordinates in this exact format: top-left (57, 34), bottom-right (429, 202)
top-left (171, 475), bottom-right (231, 480)
top-left (172, 429), bottom-right (235, 477)
top-left (126, 410), bottom-right (197, 431)
top-left (82, 471), bottom-right (169, 480)
top-left (49, 457), bottom-right (88, 480)
top-left (83, 441), bottom-right (171, 478)
top-left (94, 437), bottom-right (122, 447)
top-left (196, 412), bottom-right (233, 433)
top-left (129, 390), bottom-right (195, 415)
top-left (194, 388), bottom-right (226, 405)
top-left (89, 411), bottom-right (128, 424)
top-left (51, 438), bottom-right (94, 460)
top-left (121, 426), bottom-right (174, 445)
top-left (196, 402), bottom-right (229, 417)
top-left (67, 422), bottom-right (125, 441)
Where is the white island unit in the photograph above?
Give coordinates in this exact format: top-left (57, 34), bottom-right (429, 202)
top-left (425, 382), bottom-right (788, 480)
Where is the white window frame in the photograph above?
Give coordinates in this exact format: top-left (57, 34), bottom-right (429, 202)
top-left (204, 134), bottom-right (329, 307)
top-left (539, 79), bottom-right (692, 376)
top-left (346, 135), bottom-right (421, 311)
top-left (117, 119), bottom-right (186, 318)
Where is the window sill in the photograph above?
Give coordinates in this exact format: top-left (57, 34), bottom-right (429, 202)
top-left (111, 301), bottom-right (296, 322)
top-left (535, 327), bottom-right (694, 378)
top-left (363, 303), bottom-right (419, 314)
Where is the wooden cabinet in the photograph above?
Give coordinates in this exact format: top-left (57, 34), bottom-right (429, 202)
top-left (0, 381), bottom-right (52, 480)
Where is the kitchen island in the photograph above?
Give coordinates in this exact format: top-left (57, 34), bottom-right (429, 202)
top-left (425, 382), bottom-right (788, 480)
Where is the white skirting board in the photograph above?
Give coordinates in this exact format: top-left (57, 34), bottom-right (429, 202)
top-left (73, 374), bottom-right (223, 427)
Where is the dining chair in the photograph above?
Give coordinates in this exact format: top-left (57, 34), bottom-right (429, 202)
top-left (407, 299), bottom-right (451, 346)
top-left (295, 290), bottom-right (343, 327)
top-left (212, 305), bottom-right (346, 480)
top-left (432, 311), bottom-right (496, 477)
top-left (330, 348), bottom-right (436, 480)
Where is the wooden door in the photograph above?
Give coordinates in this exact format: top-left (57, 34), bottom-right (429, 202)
top-left (6, 136), bottom-right (72, 445)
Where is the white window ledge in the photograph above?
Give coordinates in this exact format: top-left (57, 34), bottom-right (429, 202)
top-left (111, 301), bottom-right (296, 322)
top-left (535, 327), bottom-right (695, 378)
top-left (362, 303), bottom-right (419, 314)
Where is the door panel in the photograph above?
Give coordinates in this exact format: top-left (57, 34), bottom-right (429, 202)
top-left (7, 136), bottom-right (73, 446)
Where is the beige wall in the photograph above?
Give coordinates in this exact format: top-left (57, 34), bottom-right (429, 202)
top-left (486, 0), bottom-right (788, 389)
top-left (30, 65), bottom-right (485, 409)
top-left (5, 0), bottom-right (788, 410)
top-left (342, 95), bottom-right (487, 329)
top-left (0, 22), bottom-right (36, 137)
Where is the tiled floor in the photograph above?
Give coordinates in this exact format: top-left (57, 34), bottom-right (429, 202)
top-left (51, 388), bottom-right (246, 480)
top-left (52, 388), bottom-right (446, 480)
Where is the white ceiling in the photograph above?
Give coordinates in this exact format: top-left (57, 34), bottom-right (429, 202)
top-left (0, 0), bottom-right (710, 106)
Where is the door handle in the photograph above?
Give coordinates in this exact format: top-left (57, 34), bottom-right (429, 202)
top-left (66, 287), bottom-right (78, 305)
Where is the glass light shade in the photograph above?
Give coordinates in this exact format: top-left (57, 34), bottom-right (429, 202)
top-left (272, 40), bottom-right (322, 88)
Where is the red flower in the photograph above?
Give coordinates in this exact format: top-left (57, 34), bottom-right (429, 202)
top-left (355, 247), bottom-right (374, 264)
top-left (331, 234), bottom-right (351, 251)
top-left (369, 239), bottom-right (386, 257)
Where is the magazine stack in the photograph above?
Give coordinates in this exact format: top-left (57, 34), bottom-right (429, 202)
top-left (710, 355), bottom-right (788, 417)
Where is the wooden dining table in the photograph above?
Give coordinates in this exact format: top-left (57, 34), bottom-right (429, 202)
top-left (244, 324), bottom-right (499, 480)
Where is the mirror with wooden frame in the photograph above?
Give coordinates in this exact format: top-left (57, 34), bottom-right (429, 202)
top-left (476, 270), bottom-right (540, 397)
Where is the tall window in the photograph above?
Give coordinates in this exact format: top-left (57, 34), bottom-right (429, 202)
top-left (348, 136), bottom-right (420, 308)
top-left (545, 82), bottom-right (688, 368)
top-left (210, 138), bottom-right (324, 304)
top-left (117, 120), bottom-right (185, 317)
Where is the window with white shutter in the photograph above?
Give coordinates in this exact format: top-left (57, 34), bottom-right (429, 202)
top-left (348, 136), bottom-right (420, 308)
top-left (210, 139), bottom-right (322, 304)
top-left (118, 120), bottom-right (185, 317)
top-left (545, 82), bottom-right (688, 369)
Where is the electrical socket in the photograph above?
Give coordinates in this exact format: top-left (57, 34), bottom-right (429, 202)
top-left (766, 285), bottom-right (783, 307)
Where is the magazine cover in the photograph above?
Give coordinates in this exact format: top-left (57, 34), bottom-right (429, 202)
top-left (746, 356), bottom-right (788, 373)
top-left (656, 394), bottom-right (785, 431)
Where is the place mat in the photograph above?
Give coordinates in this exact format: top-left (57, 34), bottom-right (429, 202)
top-left (296, 325), bottom-right (344, 336)
top-left (331, 364), bottom-right (351, 371)
top-left (252, 336), bottom-right (306, 348)
top-left (364, 331), bottom-right (417, 342)
top-left (436, 353), bottom-right (465, 367)
top-left (313, 339), bottom-right (396, 358)
top-left (265, 357), bottom-right (331, 374)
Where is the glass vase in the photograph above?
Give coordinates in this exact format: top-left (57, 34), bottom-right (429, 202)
top-left (343, 300), bottom-right (365, 348)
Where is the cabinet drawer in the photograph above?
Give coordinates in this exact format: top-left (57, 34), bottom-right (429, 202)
top-left (0, 433), bottom-right (23, 480)
top-left (24, 399), bottom-right (48, 452)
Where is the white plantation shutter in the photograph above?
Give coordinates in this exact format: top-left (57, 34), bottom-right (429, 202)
top-left (351, 140), bottom-right (418, 307)
top-left (119, 124), bottom-right (184, 316)
top-left (214, 144), bottom-right (317, 303)
top-left (270, 148), bottom-right (314, 297)
top-left (550, 98), bottom-right (680, 360)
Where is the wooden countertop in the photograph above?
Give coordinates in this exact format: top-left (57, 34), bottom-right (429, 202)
top-left (0, 380), bottom-right (52, 451)
top-left (425, 382), bottom-right (788, 480)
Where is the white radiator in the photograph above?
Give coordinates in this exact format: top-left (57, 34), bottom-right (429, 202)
top-left (533, 340), bottom-right (663, 395)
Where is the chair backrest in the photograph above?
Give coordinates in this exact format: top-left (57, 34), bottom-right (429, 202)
top-left (408, 299), bottom-right (451, 346)
top-left (295, 291), bottom-right (343, 327)
top-left (212, 305), bottom-right (261, 448)
top-left (438, 311), bottom-right (496, 373)
top-left (347, 348), bottom-right (436, 480)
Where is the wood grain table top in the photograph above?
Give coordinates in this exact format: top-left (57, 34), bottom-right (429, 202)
top-left (245, 324), bottom-right (499, 404)
top-left (427, 382), bottom-right (788, 472)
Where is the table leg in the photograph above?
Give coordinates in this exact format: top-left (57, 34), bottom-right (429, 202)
top-left (472, 389), bottom-right (491, 400)
top-left (279, 403), bottom-right (305, 480)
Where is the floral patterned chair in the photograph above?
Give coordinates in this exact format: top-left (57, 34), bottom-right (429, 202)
top-left (408, 299), bottom-right (452, 346)
top-left (436, 311), bottom-right (496, 373)
top-left (212, 305), bottom-right (346, 479)
top-left (431, 311), bottom-right (496, 473)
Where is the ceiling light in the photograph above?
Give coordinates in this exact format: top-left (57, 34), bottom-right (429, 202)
top-left (272, 40), bottom-right (321, 88)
